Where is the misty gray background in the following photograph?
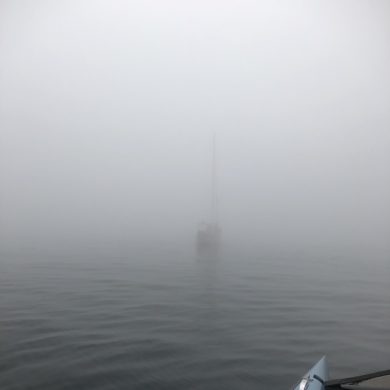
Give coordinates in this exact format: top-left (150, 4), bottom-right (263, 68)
top-left (1, 0), bottom-right (389, 255)
top-left (1, 3), bottom-right (390, 390)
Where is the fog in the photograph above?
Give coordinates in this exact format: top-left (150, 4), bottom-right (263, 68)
top-left (1, 0), bottom-right (389, 257)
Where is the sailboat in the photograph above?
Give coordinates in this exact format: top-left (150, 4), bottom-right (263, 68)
top-left (196, 133), bottom-right (221, 254)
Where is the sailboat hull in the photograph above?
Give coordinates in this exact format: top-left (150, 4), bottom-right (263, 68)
top-left (196, 223), bottom-right (221, 254)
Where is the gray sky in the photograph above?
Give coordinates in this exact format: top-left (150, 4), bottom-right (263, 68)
top-left (1, 1), bottom-right (389, 254)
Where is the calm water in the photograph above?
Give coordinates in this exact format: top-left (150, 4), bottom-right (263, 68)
top-left (1, 246), bottom-right (389, 390)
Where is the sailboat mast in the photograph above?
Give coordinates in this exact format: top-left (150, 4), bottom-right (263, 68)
top-left (211, 132), bottom-right (218, 225)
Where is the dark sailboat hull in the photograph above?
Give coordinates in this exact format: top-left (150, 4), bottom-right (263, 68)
top-left (196, 224), bottom-right (220, 254)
